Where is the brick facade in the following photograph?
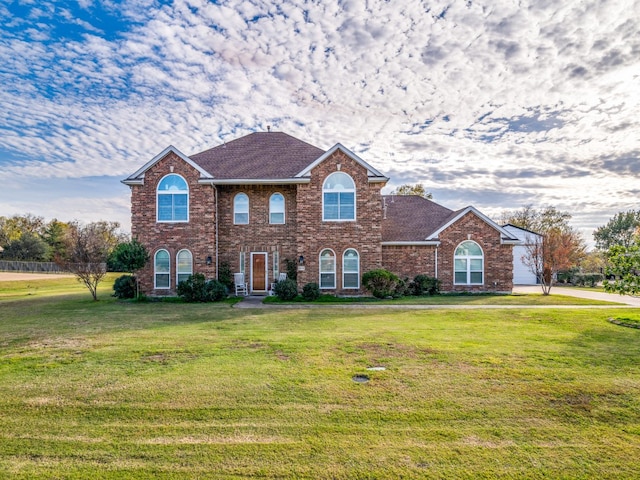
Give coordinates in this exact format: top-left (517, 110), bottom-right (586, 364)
top-left (126, 136), bottom-right (515, 296)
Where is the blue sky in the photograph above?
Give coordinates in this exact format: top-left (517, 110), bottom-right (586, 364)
top-left (1, 0), bottom-right (639, 246)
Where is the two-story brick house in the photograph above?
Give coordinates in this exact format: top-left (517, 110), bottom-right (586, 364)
top-left (123, 131), bottom-right (519, 296)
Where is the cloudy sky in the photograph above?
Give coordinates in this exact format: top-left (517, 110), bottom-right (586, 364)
top-left (1, 0), bottom-right (639, 246)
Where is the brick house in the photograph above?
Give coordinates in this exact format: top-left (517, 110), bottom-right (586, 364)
top-left (123, 131), bottom-right (519, 296)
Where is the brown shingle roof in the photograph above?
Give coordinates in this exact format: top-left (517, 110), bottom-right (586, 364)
top-left (381, 195), bottom-right (455, 242)
top-left (190, 132), bottom-right (325, 179)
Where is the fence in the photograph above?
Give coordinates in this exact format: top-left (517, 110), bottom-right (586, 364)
top-left (0, 261), bottom-right (67, 274)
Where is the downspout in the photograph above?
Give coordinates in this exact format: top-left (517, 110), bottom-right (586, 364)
top-left (213, 185), bottom-right (219, 280)
top-left (435, 246), bottom-right (438, 278)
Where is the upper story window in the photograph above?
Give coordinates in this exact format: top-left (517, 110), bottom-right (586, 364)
top-left (323, 172), bottom-right (355, 221)
top-left (157, 174), bottom-right (188, 222)
top-left (454, 241), bottom-right (484, 285)
top-left (269, 193), bottom-right (285, 224)
top-left (234, 193), bottom-right (249, 224)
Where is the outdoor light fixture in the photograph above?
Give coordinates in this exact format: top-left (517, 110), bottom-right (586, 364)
top-left (298, 255), bottom-right (305, 265)
top-left (206, 256), bottom-right (212, 265)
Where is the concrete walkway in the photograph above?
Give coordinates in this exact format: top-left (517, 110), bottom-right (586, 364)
top-left (234, 287), bottom-right (640, 309)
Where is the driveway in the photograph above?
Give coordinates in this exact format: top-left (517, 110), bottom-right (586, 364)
top-left (513, 285), bottom-right (640, 306)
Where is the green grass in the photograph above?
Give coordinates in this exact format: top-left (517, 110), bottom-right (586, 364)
top-left (1, 278), bottom-right (639, 478)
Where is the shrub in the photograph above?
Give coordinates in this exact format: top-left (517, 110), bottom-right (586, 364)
top-left (410, 274), bottom-right (441, 296)
top-left (177, 273), bottom-right (228, 302)
top-left (394, 277), bottom-right (410, 298)
top-left (284, 258), bottom-right (298, 281)
top-left (574, 273), bottom-right (604, 287)
top-left (113, 274), bottom-right (136, 299)
top-left (274, 278), bottom-right (298, 300)
top-left (218, 261), bottom-right (233, 290)
top-left (302, 282), bottom-right (320, 301)
top-left (362, 269), bottom-right (399, 299)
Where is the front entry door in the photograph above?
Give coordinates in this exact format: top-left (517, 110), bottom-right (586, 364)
top-left (251, 253), bottom-right (267, 292)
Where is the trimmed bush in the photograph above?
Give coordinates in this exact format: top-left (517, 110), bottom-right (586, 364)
top-left (574, 273), bottom-right (604, 287)
top-left (177, 273), bottom-right (228, 302)
top-left (274, 278), bottom-right (298, 301)
top-left (362, 269), bottom-right (399, 299)
top-left (410, 274), bottom-right (441, 296)
top-left (302, 282), bottom-right (320, 301)
top-left (113, 274), bottom-right (136, 299)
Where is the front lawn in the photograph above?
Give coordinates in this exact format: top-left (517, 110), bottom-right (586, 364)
top-left (0, 281), bottom-right (639, 478)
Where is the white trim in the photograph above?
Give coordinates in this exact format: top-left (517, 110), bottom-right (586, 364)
top-left (250, 252), bottom-right (268, 293)
top-left (156, 173), bottom-right (189, 223)
top-left (154, 249), bottom-right (171, 290)
top-left (454, 240), bottom-right (484, 286)
top-left (295, 143), bottom-right (388, 180)
top-left (381, 241), bottom-right (441, 246)
top-left (342, 248), bottom-right (360, 289)
top-left (322, 172), bottom-right (356, 222)
top-left (176, 249), bottom-right (193, 286)
top-left (198, 178), bottom-right (311, 185)
top-left (426, 206), bottom-right (519, 242)
top-left (122, 145), bottom-right (213, 185)
top-left (269, 192), bottom-right (286, 224)
top-left (319, 248), bottom-right (337, 289)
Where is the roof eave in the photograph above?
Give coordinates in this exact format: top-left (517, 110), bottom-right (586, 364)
top-left (381, 241), bottom-right (441, 246)
top-left (198, 178), bottom-right (311, 185)
top-left (295, 143), bottom-right (387, 178)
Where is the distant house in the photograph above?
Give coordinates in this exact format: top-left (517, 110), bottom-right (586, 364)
top-left (502, 224), bottom-right (543, 285)
top-left (123, 131), bottom-right (520, 296)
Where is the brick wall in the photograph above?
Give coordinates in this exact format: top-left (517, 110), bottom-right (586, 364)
top-left (382, 245), bottom-right (437, 280)
top-left (295, 150), bottom-right (385, 295)
top-left (130, 152), bottom-right (216, 295)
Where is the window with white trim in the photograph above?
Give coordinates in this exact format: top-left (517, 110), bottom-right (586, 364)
top-left (176, 249), bottom-right (193, 285)
top-left (157, 174), bottom-right (188, 222)
top-left (323, 172), bottom-right (355, 221)
top-left (269, 193), bottom-right (285, 224)
top-left (343, 249), bottom-right (359, 289)
top-left (154, 249), bottom-right (170, 289)
top-left (239, 251), bottom-right (245, 275)
top-left (273, 251), bottom-right (279, 279)
top-left (319, 249), bottom-right (336, 289)
top-left (234, 193), bottom-right (249, 224)
top-left (454, 241), bottom-right (484, 285)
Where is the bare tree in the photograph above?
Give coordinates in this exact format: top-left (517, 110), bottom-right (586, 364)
top-left (57, 221), bottom-right (122, 300)
top-left (523, 228), bottom-right (585, 295)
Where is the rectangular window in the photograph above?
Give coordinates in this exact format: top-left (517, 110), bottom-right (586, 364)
top-left (339, 192), bottom-right (355, 219)
top-left (273, 251), bottom-right (279, 279)
top-left (324, 193), bottom-right (339, 220)
top-left (158, 196), bottom-right (173, 221)
top-left (320, 273), bottom-right (335, 289)
top-left (470, 259), bottom-right (483, 284)
top-left (270, 212), bottom-right (284, 224)
top-left (454, 258), bottom-right (467, 284)
top-left (239, 252), bottom-right (245, 275)
top-left (173, 194), bottom-right (188, 221)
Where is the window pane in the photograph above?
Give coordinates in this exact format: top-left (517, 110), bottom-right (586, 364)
top-left (158, 175), bottom-right (188, 191)
top-left (339, 192), bottom-right (355, 219)
top-left (470, 259), bottom-right (483, 271)
top-left (470, 272), bottom-right (483, 284)
top-left (320, 273), bottom-right (335, 288)
top-left (156, 273), bottom-right (169, 288)
top-left (177, 251), bottom-right (192, 273)
top-left (344, 258), bottom-right (358, 272)
top-left (270, 212), bottom-right (284, 224)
top-left (344, 273), bottom-right (359, 288)
top-left (324, 193), bottom-right (339, 219)
top-left (235, 212), bottom-right (248, 224)
top-left (324, 172), bottom-right (355, 190)
top-left (174, 194), bottom-right (188, 220)
top-left (155, 251), bottom-right (169, 272)
top-left (454, 271), bottom-right (467, 284)
top-left (454, 258), bottom-right (467, 271)
top-left (177, 274), bottom-right (190, 285)
top-left (456, 241), bottom-right (482, 256)
top-left (158, 195), bottom-right (173, 221)
top-left (320, 257), bottom-right (335, 272)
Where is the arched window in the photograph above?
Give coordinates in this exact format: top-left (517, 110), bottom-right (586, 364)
top-left (269, 193), bottom-right (285, 224)
top-left (323, 172), bottom-right (355, 221)
top-left (154, 249), bottom-right (170, 289)
top-left (319, 249), bottom-right (336, 289)
top-left (343, 249), bottom-right (359, 289)
top-left (454, 241), bottom-right (484, 285)
top-left (176, 249), bottom-right (193, 285)
top-left (234, 193), bottom-right (249, 224)
top-left (157, 174), bottom-right (188, 222)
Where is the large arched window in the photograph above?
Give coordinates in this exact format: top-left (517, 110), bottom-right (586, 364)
top-left (319, 249), bottom-right (336, 289)
top-left (154, 249), bottom-right (170, 289)
top-left (454, 241), bottom-right (484, 285)
top-left (323, 172), bottom-right (355, 221)
top-left (269, 193), bottom-right (285, 224)
top-left (157, 174), bottom-right (188, 222)
top-left (176, 249), bottom-right (193, 285)
top-left (343, 249), bottom-right (359, 289)
top-left (234, 193), bottom-right (249, 224)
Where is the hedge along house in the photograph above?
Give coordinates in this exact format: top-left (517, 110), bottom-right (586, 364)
top-left (123, 131), bottom-right (520, 296)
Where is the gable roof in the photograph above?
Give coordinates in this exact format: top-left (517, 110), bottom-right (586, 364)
top-left (190, 132), bottom-right (325, 181)
top-left (381, 196), bottom-right (520, 244)
top-left (295, 143), bottom-right (388, 181)
top-left (122, 145), bottom-right (213, 185)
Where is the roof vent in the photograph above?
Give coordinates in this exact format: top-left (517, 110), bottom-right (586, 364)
top-left (267, 125), bottom-right (271, 132)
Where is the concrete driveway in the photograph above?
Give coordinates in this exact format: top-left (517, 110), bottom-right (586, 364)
top-left (513, 285), bottom-right (640, 306)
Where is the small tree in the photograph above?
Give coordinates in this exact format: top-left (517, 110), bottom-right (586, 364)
top-left (1, 233), bottom-right (49, 261)
top-left (603, 244), bottom-right (640, 295)
top-left (594, 210), bottom-right (640, 251)
top-left (109, 239), bottom-right (149, 299)
top-left (522, 228), bottom-right (585, 295)
top-left (56, 222), bottom-right (120, 301)
top-left (390, 183), bottom-right (432, 199)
